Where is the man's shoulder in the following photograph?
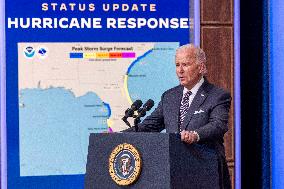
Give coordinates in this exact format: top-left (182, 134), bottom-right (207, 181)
top-left (163, 85), bottom-right (183, 95)
top-left (206, 82), bottom-right (231, 100)
top-left (210, 84), bottom-right (230, 95)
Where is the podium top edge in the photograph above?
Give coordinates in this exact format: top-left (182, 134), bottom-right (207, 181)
top-left (89, 132), bottom-right (179, 136)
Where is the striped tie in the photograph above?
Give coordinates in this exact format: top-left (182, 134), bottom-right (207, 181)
top-left (179, 91), bottom-right (192, 132)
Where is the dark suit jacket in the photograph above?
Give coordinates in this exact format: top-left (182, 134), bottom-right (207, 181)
top-left (124, 78), bottom-right (232, 188)
top-left (126, 78), bottom-right (231, 159)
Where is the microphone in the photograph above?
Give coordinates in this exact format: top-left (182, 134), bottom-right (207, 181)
top-left (122, 100), bottom-right (143, 127)
top-left (136, 99), bottom-right (154, 119)
top-left (133, 99), bottom-right (154, 132)
top-left (123, 100), bottom-right (143, 119)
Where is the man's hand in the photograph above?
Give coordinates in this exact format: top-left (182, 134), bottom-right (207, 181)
top-left (180, 130), bottom-right (198, 144)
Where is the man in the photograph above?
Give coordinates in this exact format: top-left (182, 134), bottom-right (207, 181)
top-left (125, 44), bottom-right (232, 189)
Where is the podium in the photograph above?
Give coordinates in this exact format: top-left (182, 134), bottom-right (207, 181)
top-left (85, 133), bottom-right (219, 189)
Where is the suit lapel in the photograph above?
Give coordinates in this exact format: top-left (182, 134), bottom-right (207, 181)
top-left (180, 79), bottom-right (212, 131)
top-left (172, 85), bottom-right (184, 129)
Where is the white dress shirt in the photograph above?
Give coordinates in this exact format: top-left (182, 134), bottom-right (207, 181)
top-left (182, 77), bottom-right (204, 107)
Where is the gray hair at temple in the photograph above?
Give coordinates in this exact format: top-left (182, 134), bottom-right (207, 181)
top-left (176, 43), bottom-right (208, 74)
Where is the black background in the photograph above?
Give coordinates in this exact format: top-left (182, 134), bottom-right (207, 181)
top-left (241, 0), bottom-right (269, 188)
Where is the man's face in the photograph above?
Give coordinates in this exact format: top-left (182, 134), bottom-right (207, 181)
top-left (175, 49), bottom-right (203, 89)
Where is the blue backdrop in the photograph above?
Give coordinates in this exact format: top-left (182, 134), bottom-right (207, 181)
top-left (5, 0), bottom-right (194, 188)
top-left (270, 0), bottom-right (284, 188)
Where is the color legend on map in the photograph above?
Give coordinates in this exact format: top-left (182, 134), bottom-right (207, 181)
top-left (69, 52), bottom-right (136, 59)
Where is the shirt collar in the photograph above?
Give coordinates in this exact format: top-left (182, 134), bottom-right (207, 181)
top-left (183, 77), bottom-right (204, 95)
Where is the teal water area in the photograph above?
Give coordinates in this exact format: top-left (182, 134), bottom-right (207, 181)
top-left (19, 88), bottom-right (108, 176)
top-left (127, 43), bottom-right (180, 114)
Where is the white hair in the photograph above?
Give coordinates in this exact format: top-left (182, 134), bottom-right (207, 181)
top-left (176, 44), bottom-right (208, 74)
top-left (176, 43), bottom-right (207, 64)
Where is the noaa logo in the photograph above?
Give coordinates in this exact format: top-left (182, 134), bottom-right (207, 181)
top-left (37, 47), bottom-right (48, 59)
top-left (109, 143), bottom-right (142, 186)
top-left (23, 46), bottom-right (35, 58)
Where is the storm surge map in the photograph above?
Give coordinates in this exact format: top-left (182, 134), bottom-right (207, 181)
top-left (18, 42), bottom-right (179, 176)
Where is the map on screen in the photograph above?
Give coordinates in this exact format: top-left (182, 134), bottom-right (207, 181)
top-left (18, 42), bottom-right (179, 176)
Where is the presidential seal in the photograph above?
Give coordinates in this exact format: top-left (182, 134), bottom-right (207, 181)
top-left (109, 143), bottom-right (142, 186)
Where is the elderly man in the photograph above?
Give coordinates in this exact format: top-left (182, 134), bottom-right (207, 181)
top-left (125, 43), bottom-right (232, 189)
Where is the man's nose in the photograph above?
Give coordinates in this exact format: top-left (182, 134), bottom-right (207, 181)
top-left (177, 66), bottom-right (184, 73)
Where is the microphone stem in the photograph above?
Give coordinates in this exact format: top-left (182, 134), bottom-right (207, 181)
top-left (134, 117), bottom-right (141, 132)
top-left (122, 117), bottom-right (132, 128)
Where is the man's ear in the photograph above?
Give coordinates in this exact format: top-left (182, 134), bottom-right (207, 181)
top-left (199, 63), bottom-right (204, 73)
top-left (199, 63), bottom-right (207, 74)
